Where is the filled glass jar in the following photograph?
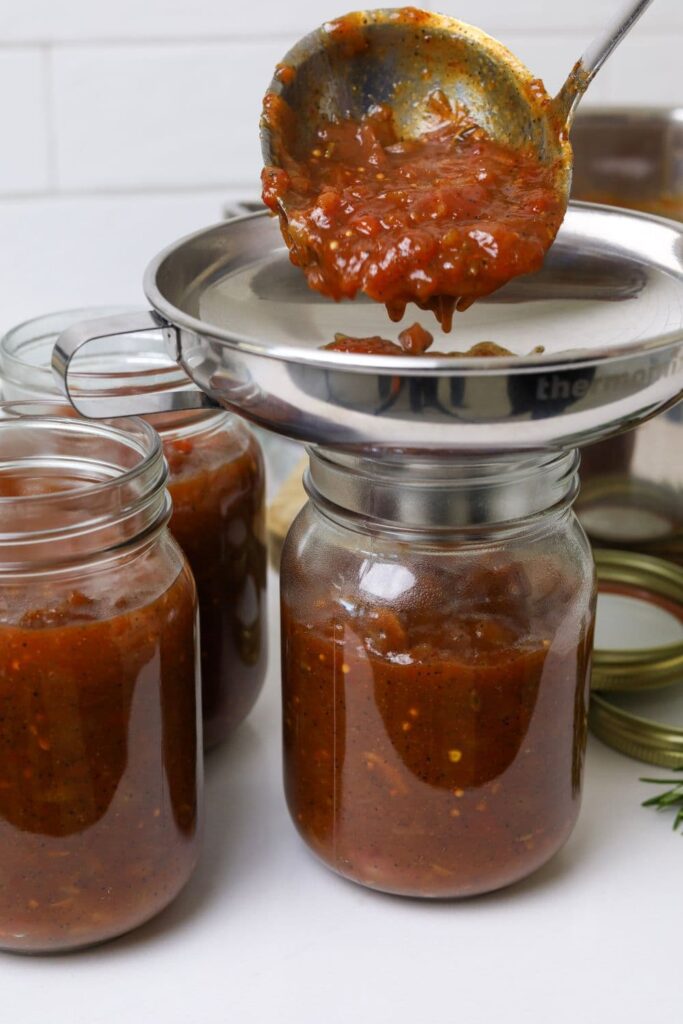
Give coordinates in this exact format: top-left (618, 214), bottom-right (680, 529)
top-left (0, 403), bottom-right (201, 953)
top-left (281, 448), bottom-right (596, 897)
top-left (0, 311), bottom-right (268, 748)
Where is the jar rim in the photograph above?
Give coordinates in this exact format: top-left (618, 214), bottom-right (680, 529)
top-left (0, 400), bottom-right (163, 503)
top-left (1, 307), bottom-right (231, 435)
top-left (0, 305), bottom-right (189, 397)
top-left (0, 401), bottom-right (169, 567)
top-left (306, 447), bottom-right (580, 530)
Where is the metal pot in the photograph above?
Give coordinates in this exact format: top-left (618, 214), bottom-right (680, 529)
top-left (571, 108), bottom-right (683, 564)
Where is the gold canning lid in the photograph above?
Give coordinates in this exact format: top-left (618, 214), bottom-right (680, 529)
top-left (591, 550), bottom-right (683, 692)
top-left (589, 550), bottom-right (683, 767)
top-left (589, 693), bottom-right (683, 769)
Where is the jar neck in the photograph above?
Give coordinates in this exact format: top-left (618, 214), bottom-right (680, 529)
top-left (1, 307), bottom-right (132, 396)
top-left (0, 403), bottom-right (170, 570)
top-left (146, 408), bottom-right (232, 440)
top-left (0, 307), bottom-right (232, 440)
top-left (306, 447), bottom-right (580, 538)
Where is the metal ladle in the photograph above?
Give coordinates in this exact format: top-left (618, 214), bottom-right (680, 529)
top-left (261, 1), bottom-right (656, 217)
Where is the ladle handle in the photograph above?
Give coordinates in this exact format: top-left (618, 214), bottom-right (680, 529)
top-left (554, 0), bottom-right (655, 126)
top-left (52, 310), bottom-right (218, 418)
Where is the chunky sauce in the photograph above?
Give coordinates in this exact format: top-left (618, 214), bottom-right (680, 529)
top-left (263, 89), bottom-right (565, 329)
top-left (282, 554), bottom-right (592, 896)
top-left (323, 323), bottom-right (544, 357)
top-left (162, 416), bottom-right (267, 747)
top-left (0, 480), bottom-right (200, 951)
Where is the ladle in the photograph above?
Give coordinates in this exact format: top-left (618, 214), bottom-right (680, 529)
top-left (261, 1), bottom-right (656, 220)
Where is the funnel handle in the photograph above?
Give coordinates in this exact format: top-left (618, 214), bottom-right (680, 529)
top-left (52, 310), bottom-right (218, 418)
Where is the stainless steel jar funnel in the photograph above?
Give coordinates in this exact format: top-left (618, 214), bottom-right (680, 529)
top-left (52, 203), bottom-right (683, 453)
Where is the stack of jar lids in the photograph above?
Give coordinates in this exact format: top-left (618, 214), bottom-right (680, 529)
top-left (590, 550), bottom-right (683, 768)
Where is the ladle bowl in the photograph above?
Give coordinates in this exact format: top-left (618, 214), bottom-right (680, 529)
top-left (261, 2), bottom-right (656, 230)
top-left (261, 8), bottom-right (572, 203)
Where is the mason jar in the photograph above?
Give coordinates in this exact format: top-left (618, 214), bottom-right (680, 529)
top-left (0, 403), bottom-right (201, 953)
top-left (281, 448), bottom-right (596, 897)
top-left (0, 310), bottom-right (268, 748)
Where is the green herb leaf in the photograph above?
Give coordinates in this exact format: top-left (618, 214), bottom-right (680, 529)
top-left (640, 767), bottom-right (683, 833)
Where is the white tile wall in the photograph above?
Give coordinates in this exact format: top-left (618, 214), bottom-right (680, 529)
top-left (0, 49), bottom-right (50, 193)
top-left (600, 32), bottom-right (683, 106)
top-left (0, 190), bottom-right (234, 333)
top-left (2, 0), bottom-right (683, 42)
top-left (52, 41), bottom-right (294, 190)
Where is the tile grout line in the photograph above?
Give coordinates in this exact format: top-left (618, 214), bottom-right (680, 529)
top-left (0, 36), bottom-right (299, 49)
top-left (0, 27), bottom-right (678, 49)
top-left (0, 185), bottom-right (258, 202)
top-left (41, 44), bottom-right (59, 193)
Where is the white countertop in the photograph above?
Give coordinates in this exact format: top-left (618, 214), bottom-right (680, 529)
top-left (1, 571), bottom-right (680, 1024)
top-left (2, 201), bottom-right (680, 1023)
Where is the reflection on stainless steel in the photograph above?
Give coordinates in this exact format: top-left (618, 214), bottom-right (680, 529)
top-left (572, 109), bottom-right (683, 563)
top-left (52, 204), bottom-right (683, 453)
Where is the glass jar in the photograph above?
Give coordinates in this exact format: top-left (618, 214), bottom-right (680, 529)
top-left (0, 403), bottom-right (201, 953)
top-left (0, 310), bottom-right (268, 748)
top-left (160, 411), bottom-right (266, 746)
top-left (281, 449), bottom-right (596, 898)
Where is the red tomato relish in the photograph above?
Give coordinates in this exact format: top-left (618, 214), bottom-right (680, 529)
top-left (282, 555), bottom-right (593, 897)
top-left (262, 92), bottom-right (566, 330)
top-left (322, 324), bottom-right (544, 357)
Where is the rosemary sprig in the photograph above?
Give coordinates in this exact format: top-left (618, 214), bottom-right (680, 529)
top-left (640, 767), bottom-right (683, 833)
